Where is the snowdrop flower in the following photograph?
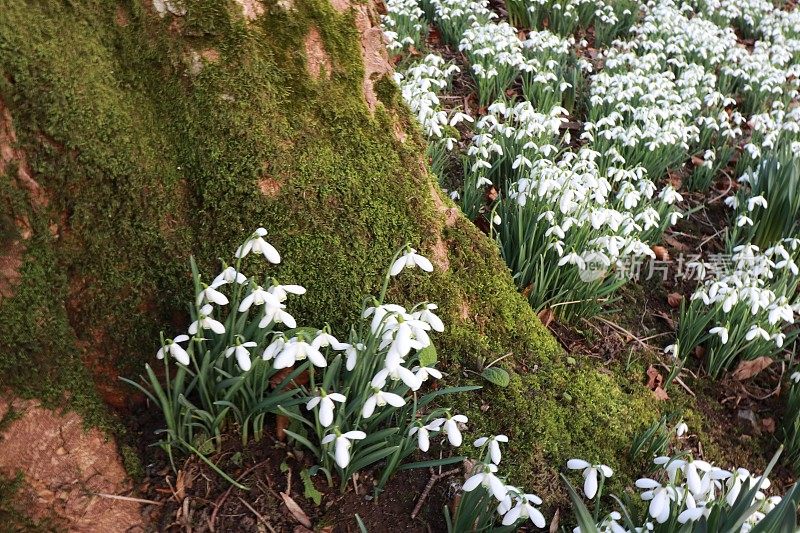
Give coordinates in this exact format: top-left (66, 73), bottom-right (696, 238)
top-left (372, 358), bottom-right (422, 391)
top-left (156, 335), bottom-right (190, 365)
top-left (311, 330), bottom-right (345, 351)
top-left (463, 463), bottom-right (508, 500)
top-left (273, 338), bottom-right (327, 369)
top-left (342, 342), bottom-right (364, 371)
top-left (408, 419), bottom-right (443, 452)
top-left (262, 335), bottom-right (285, 360)
top-left (676, 422), bottom-right (689, 437)
top-left (450, 112), bottom-right (474, 126)
top-left (474, 434), bottom-right (508, 465)
top-left (225, 341), bottom-right (257, 371)
top-left (737, 214), bottom-right (754, 227)
top-left (412, 364), bottom-right (442, 382)
top-left (258, 302), bottom-right (297, 329)
top-left (745, 324), bottom-right (770, 342)
top-left (747, 195), bottom-right (768, 211)
top-left (268, 283), bottom-right (306, 301)
top-left (430, 413), bottom-right (468, 446)
top-left (412, 303), bottom-right (444, 332)
top-left (236, 227), bottom-right (281, 263)
top-left (238, 285), bottom-right (280, 312)
top-left (791, 371), bottom-right (800, 383)
top-left (306, 390), bottom-right (346, 427)
top-left (362, 387), bottom-right (406, 418)
top-left (710, 326), bottom-right (729, 344)
top-left (211, 266), bottom-right (247, 288)
top-left (636, 478), bottom-right (673, 523)
top-left (196, 284), bottom-right (229, 307)
top-left (321, 430), bottom-right (366, 468)
top-left (567, 459), bottom-right (613, 499)
top-left (498, 491), bottom-right (546, 527)
top-left (390, 248), bottom-right (434, 276)
top-left (189, 304), bottom-right (226, 335)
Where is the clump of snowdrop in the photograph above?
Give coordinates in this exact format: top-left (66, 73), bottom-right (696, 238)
top-left (124, 230), bottom-right (309, 474)
top-left (728, 156), bottom-right (800, 248)
top-left (565, 449), bottom-right (800, 532)
top-left (381, 0), bottom-right (427, 52)
top-left (521, 29), bottom-right (582, 112)
top-left (275, 245), bottom-right (482, 493)
top-left (393, 53), bottom-right (467, 180)
top-left (426, 0), bottom-right (497, 45)
top-left (495, 147), bottom-right (681, 320)
top-left (447, 435), bottom-right (548, 531)
top-left (458, 21), bottom-right (528, 106)
top-left (674, 241), bottom-right (800, 377)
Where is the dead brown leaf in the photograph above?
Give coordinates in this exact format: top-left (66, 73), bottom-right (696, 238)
top-left (281, 492), bottom-right (312, 528)
top-left (486, 186), bottom-right (498, 202)
top-left (646, 365), bottom-right (663, 390)
top-left (651, 245), bottom-right (669, 261)
top-left (762, 417), bottom-right (776, 434)
top-left (549, 509), bottom-right (560, 533)
top-left (652, 386), bottom-right (670, 401)
top-left (732, 356), bottom-right (773, 381)
top-left (667, 293), bottom-right (683, 308)
top-left (691, 155), bottom-right (705, 167)
top-left (663, 234), bottom-right (690, 252)
top-left (276, 414), bottom-right (289, 441)
top-left (538, 308), bottom-right (555, 328)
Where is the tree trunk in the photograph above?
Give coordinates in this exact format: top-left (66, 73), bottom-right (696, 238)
top-left (0, 0), bottom-right (654, 528)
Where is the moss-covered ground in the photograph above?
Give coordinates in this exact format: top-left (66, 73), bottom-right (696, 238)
top-left (0, 0), bottom-right (662, 506)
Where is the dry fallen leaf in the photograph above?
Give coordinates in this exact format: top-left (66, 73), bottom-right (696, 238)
top-left (276, 414), bottom-right (289, 441)
top-left (732, 356), bottom-right (773, 381)
top-left (667, 293), bottom-right (683, 308)
top-left (653, 386), bottom-right (670, 401)
top-left (646, 365), bottom-right (663, 390)
top-left (762, 417), bottom-right (776, 434)
top-left (281, 492), bottom-right (312, 528)
top-left (549, 509), bottom-right (561, 533)
top-left (691, 155), bottom-right (705, 167)
top-left (486, 186), bottom-right (498, 202)
top-left (663, 234), bottom-right (690, 252)
top-left (538, 308), bottom-right (555, 328)
top-left (651, 245), bottom-right (669, 261)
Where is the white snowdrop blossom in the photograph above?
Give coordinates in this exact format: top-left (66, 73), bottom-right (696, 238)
top-left (273, 338), bottom-right (327, 369)
top-left (321, 430), bottom-right (367, 468)
top-left (224, 341), bottom-right (257, 371)
top-left (474, 434), bottom-right (509, 465)
top-left (362, 387), bottom-right (406, 418)
top-left (463, 463), bottom-right (508, 500)
top-left (306, 390), bottom-right (346, 428)
top-left (188, 304), bottom-right (226, 335)
top-left (390, 248), bottom-right (434, 276)
top-left (235, 227), bottom-right (281, 263)
top-left (156, 335), bottom-right (191, 366)
top-left (567, 459), bottom-right (613, 499)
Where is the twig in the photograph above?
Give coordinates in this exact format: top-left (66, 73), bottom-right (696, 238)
top-left (591, 316), bottom-right (650, 350)
top-left (657, 364), bottom-right (695, 396)
top-left (708, 170), bottom-right (734, 204)
top-left (237, 496), bottom-right (276, 533)
top-left (209, 459), bottom-right (270, 532)
top-left (411, 467), bottom-right (461, 520)
top-left (94, 493), bottom-right (164, 506)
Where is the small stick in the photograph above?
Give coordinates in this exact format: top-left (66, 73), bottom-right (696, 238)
top-left (209, 459), bottom-right (270, 532)
top-left (94, 493), bottom-right (164, 506)
top-left (411, 467), bottom-right (461, 520)
top-left (237, 496), bottom-right (276, 532)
